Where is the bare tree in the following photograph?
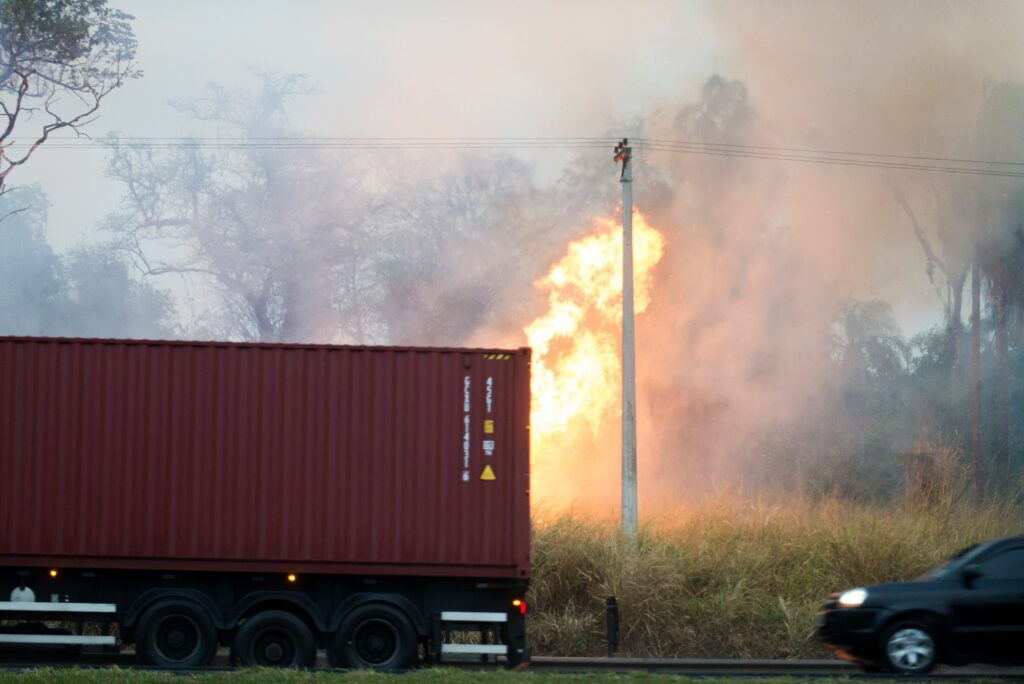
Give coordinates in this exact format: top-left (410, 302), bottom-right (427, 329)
top-left (894, 180), bottom-right (973, 375)
top-left (373, 151), bottom-right (557, 345)
top-left (104, 74), bottom-right (380, 343)
top-left (0, 0), bottom-right (138, 198)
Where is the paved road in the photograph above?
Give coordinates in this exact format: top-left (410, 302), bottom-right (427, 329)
top-left (1, 647), bottom-right (1023, 676)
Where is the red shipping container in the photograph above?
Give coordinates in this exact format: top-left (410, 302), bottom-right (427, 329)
top-left (0, 337), bottom-right (531, 579)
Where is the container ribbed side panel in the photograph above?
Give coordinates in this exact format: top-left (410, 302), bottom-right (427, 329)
top-left (0, 337), bottom-right (530, 578)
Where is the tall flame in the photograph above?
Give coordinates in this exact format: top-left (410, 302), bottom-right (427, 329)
top-left (527, 211), bottom-right (666, 511)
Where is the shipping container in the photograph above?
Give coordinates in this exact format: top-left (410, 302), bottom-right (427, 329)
top-left (0, 336), bottom-right (531, 669)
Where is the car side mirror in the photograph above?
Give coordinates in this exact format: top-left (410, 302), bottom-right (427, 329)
top-left (961, 564), bottom-right (983, 588)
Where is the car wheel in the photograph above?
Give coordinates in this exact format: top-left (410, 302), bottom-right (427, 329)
top-left (328, 603), bottom-right (416, 670)
top-left (136, 599), bottom-right (218, 668)
top-left (231, 609), bottom-right (316, 668)
top-left (880, 621), bottom-right (938, 674)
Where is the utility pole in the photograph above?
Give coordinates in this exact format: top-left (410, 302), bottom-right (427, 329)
top-left (614, 138), bottom-right (637, 536)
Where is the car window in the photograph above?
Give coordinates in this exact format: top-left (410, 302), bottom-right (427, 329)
top-left (924, 542), bottom-right (984, 579)
top-left (980, 548), bottom-right (1024, 580)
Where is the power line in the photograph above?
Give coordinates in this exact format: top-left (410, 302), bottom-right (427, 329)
top-left (5, 135), bottom-right (1024, 178)
top-left (7, 136), bottom-right (614, 148)
top-left (108, 136), bottom-right (618, 142)
top-left (633, 143), bottom-right (1024, 179)
top-left (3, 139), bottom-right (611, 151)
top-left (633, 137), bottom-right (1024, 168)
top-left (26, 134), bottom-right (1024, 167)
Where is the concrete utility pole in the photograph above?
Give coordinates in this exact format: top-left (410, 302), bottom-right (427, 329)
top-left (614, 138), bottom-right (638, 536)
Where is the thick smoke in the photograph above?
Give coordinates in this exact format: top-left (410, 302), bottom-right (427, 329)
top-left (0, 186), bottom-right (172, 340)
top-left (629, 1), bottom-right (1024, 507)
top-left (465, 2), bottom-right (1024, 511)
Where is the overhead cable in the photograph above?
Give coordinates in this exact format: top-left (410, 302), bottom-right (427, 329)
top-left (5, 135), bottom-right (1023, 178)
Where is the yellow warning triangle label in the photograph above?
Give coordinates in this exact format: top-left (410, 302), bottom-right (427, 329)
top-left (480, 464), bottom-right (497, 481)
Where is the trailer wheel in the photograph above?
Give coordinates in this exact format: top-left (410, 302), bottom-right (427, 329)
top-left (329, 603), bottom-right (416, 670)
top-left (136, 599), bottom-right (217, 667)
top-left (231, 609), bottom-right (316, 668)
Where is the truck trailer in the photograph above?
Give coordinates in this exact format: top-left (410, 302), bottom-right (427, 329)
top-left (0, 336), bottom-right (531, 668)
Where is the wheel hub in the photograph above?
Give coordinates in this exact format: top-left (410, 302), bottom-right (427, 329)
top-left (254, 629), bottom-right (295, 666)
top-left (354, 619), bottom-right (398, 664)
top-left (154, 614), bottom-right (201, 662)
top-left (264, 642), bottom-right (285, 662)
top-left (887, 627), bottom-right (934, 670)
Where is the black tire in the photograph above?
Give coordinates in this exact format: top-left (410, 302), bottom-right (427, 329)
top-left (879, 620), bottom-right (939, 674)
top-left (231, 609), bottom-right (316, 668)
top-left (328, 603), bottom-right (417, 670)
top-left (135, 599), bottom-right (218, 668)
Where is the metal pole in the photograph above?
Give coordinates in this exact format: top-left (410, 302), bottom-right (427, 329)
top-left (605, 596), bottom-right (620, 657)
top-left (615, 139), bottom-right (638, 536)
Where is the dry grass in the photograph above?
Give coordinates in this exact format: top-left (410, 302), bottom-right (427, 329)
top-left (528, 497), bottom-right (1022, 658)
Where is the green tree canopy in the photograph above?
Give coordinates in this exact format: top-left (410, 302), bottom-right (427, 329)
top-left (0, 0), bottom-right (139, 194)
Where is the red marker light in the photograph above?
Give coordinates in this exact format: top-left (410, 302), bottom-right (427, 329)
top-left (512, 598), bottom-right (526, 615)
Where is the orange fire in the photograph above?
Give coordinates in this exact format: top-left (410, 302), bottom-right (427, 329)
top-left (527, 211), bottom-right (666, 511)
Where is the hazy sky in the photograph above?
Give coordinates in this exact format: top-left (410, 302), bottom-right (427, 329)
top-left (19, 0), bottom-right (720, 245)
top-left (13, 0), bottom-right (1024, 337)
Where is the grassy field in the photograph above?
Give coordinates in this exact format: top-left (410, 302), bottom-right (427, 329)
top-left (528, 497), bottom-right (1022, 658)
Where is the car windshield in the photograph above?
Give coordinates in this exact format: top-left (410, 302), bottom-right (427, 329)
top-left (922, 542), bottom-right (988, 579)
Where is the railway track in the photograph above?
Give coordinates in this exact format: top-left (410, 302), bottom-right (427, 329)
top-left (1, 651), bottom-right (1023, 678)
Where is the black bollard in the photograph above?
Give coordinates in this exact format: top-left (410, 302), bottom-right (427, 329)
top-left (605, 596), bottom-right (620, 657)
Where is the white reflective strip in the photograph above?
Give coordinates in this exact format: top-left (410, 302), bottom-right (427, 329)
top-left (440, 611), bottom-right (507, 623)
top-left (0, 601), bottom-right (116, 614)
top-left (0, 635), bottom-right (116, 645)
top-left (441, 643), bottom-right (508, 655)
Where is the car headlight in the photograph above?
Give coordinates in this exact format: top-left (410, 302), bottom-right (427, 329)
top-left (837, 587), bottom-right (868, 608)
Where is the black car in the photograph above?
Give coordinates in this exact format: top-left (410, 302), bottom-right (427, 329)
top-left (817, 533), bottom-right (1024, 673)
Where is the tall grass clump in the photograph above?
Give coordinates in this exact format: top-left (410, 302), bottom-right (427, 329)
top-left (528, 496), bottom-right (1021, 658)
